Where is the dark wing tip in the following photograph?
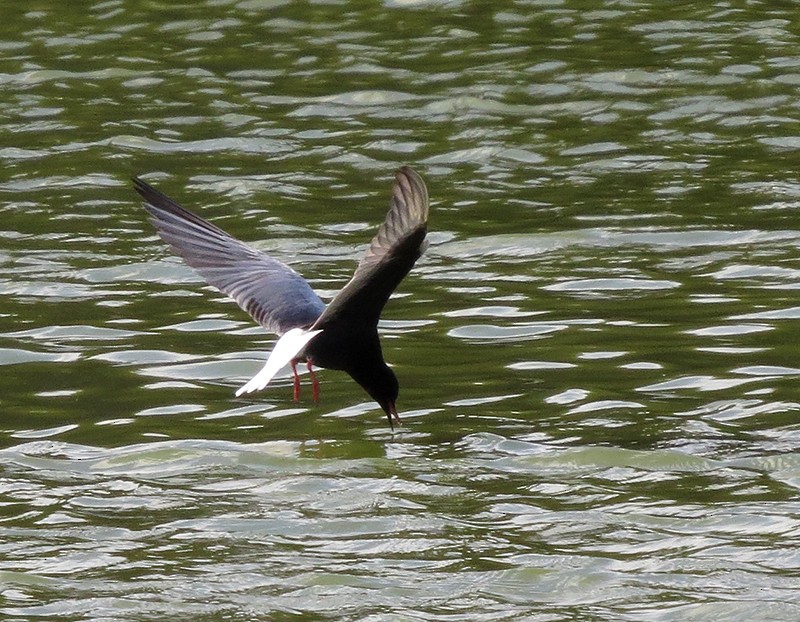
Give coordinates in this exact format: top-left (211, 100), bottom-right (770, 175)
top-left (133, 176), bottom-right (167, 210)
top-left (132, 175), bottom-right (154, 199)
top-left (132, 176), bottom-right (179, 214)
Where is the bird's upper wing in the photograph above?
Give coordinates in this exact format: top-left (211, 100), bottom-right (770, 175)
top-left (134, 177), bottom-right (325, 335)
top-left (313, 166), bottom-right (429, 330)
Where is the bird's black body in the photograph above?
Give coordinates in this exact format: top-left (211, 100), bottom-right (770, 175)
top-left (134, 167), bottom-right (429, 427)
top-left (304, 321), bottom-right (397, 416)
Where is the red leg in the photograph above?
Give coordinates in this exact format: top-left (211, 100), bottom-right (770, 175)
top-left (307, 360), bottom-right (320, 404)
top-left (291, 359), bottom-right (301, 402)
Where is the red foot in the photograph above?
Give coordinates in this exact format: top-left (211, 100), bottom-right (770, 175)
top-left (307, 360), bottom-right (320, 404)
top-left (291, 359), bottom-right (301, 402)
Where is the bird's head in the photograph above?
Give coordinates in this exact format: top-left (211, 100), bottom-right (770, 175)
top-left (355, 362), bottom-right (401, 429)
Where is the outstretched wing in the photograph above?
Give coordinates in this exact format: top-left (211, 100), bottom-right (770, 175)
top-left (313, 166), bottom-right (429, 329)
top-left (134, 177), bottom-right (325, 335)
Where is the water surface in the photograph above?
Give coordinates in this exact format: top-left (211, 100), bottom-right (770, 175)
top-left (1, 2), bottom-right (799, 620)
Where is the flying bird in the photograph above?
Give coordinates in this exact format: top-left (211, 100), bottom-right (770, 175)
top-left (133, 167), bottom-right (429, 428)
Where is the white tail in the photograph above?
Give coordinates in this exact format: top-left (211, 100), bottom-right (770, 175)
top-left (235, 328), bottom-right (323, 396)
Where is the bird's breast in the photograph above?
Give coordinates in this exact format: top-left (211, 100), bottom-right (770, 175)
top-left (303, 325), bottom-right (380, 373)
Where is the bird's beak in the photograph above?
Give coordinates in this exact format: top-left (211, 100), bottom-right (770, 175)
top-left (386, 402), bottom-right (402, 430)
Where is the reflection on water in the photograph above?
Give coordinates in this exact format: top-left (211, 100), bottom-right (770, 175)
top-left (1, 1), bottom-right (799, 620)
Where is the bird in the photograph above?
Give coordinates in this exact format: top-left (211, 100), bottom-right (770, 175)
top-left (133, 167), bottom-right (429, 428)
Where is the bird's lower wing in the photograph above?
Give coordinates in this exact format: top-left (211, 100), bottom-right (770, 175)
top-left (235, 328), bottom-right (323, 396)
top-left (134, 177), bottom-right (325, 335)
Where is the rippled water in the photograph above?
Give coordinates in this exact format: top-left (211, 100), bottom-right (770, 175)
top-left (2, 2), bottom-right (800, 620)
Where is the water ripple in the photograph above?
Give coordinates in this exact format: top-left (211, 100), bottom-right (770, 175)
top-left (2, 2), bottom-right (800, 620)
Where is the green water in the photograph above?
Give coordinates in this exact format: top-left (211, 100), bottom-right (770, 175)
top-left (2, 2), bottom-right (799, 620)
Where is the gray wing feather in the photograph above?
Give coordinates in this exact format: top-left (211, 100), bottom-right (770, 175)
top-left (134, 177), bottom-right (325, 335)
